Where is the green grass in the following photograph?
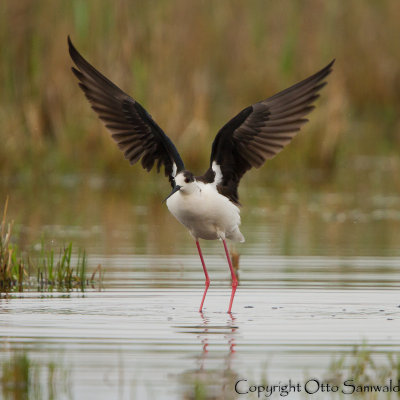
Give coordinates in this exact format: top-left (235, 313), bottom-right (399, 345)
top-left (327, 344), bottom-right (400, 390)
top-left (0, 198), bottom-right (102, 293)
top-left (1, 352), bottom-right (70, 400)
top-left (181, 344), bottom-right (400, 399)
top-left (1, 345), bottom-right (399, 399)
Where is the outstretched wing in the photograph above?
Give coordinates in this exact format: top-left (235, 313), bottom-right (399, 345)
top-left (203, 60), bottom-right (334, 204)
top-left (68, 36), bottom-right (185, 187)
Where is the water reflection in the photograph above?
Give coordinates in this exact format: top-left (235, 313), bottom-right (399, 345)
top-left (0, 352), bottom-right (71, 400)
top-left (177, 313), bottom-right (239, 400)
top-left (0, 289), bottom-right (399, 399)
top-left (3, 176), bottom-right (400, 260)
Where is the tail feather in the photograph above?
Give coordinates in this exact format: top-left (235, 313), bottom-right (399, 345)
top-left (227, 227), bottom-right (245, 243)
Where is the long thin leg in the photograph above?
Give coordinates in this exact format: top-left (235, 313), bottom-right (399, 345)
top-left (196, 240), bottom-right (210, 312)
top-left (222, 239), bottom-right (238, 313)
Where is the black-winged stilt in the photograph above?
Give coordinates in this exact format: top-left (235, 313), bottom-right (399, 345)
top-left (68, 37), bottom-right (334, 313)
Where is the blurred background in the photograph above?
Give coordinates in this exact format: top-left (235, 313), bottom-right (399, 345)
top-left (1, 4), bottom-right (400, 398)
top-left (0, 0), bottom-right (399, 256)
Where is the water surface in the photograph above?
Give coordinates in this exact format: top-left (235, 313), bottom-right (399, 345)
top-left (1, 176), bottom-right (400, 399)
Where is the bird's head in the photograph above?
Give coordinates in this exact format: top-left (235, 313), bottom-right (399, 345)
top-left (175, 171), bottom-right (196, 192)
top-left (163, 170), bottom-right (197, 202)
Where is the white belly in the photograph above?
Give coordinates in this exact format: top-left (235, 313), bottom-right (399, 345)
top-left (166, 184), bottom-right (245, 242)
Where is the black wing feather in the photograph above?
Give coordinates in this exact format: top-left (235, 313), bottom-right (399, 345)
top-left (207, 60), bottom-right (334, 204)
top-left (68, 36), bottom-right (184, 187)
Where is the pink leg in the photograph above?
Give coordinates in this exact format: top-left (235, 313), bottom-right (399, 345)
top-left (222, 239), bottom-right (238, 313)
top-left (196, 240), bottom-right (210, 312)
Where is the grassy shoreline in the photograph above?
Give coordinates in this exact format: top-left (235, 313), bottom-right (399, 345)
top-left (0, 197), bottom-right (101, 293)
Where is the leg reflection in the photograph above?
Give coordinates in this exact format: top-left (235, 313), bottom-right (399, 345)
top-left (178, 312), bottom-right (239, 398)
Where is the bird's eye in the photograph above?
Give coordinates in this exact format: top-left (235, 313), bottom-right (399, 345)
top-left (184, 178), bottom-right (190, 183)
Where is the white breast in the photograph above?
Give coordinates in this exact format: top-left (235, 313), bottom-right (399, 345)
top-left (166, 183), bottom-right (245, 242)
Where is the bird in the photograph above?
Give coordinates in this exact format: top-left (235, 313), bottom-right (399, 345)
top-left (68, 36), bottom-right (334, 313)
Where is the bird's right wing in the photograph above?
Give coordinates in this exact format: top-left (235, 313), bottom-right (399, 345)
top-left (68, 36), bottom-right (185, 187)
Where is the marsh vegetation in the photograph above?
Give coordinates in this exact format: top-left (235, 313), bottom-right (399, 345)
top-left (0, 1), bottom-right (399, 191)
top-left (0, 198), bottom-right (101, 293)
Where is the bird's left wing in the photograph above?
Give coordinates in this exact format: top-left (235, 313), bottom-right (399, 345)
top-left (204, 60), bottom-right (334, 204)
top-left (68, 36), bottom-right (185, 187)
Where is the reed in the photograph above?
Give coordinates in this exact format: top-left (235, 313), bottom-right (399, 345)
top-left (1, 352), bottom-right (70, 400)
top-left (0, 198), bottom-right (100, 293)
top-left (183, 344), bottom-right (400, 400)
top-left (1, 344), bottom-right (398, 399)
top-left (327, 344), bottom-right (400, 389)
top-left (0, 1), bottom-right (399, 188)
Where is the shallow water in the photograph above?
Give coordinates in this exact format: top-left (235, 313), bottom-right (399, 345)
top-left (1, 178), bottom-right (400, 399)
top-left (1, 289), bottom-right (400, 399)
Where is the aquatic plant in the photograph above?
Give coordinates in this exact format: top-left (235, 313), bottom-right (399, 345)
top-left (0, 352), bottom-right (71, 400)
top-left (326, 343), bottom-right (400, 397)
top-left (0, 198), bottom-right (101, 293)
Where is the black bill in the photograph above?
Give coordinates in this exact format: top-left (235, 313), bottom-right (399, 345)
top-left (162, 185), bottom-right (182, 203)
